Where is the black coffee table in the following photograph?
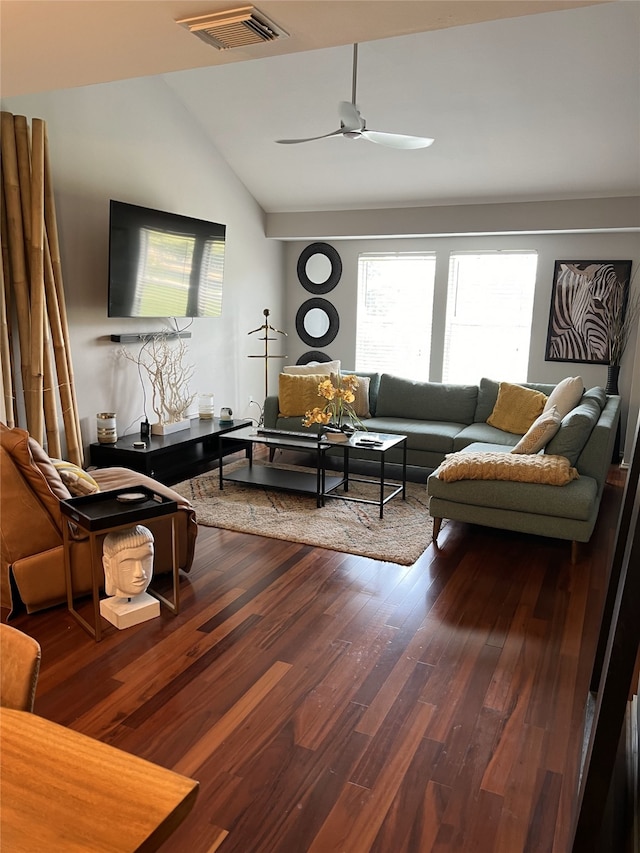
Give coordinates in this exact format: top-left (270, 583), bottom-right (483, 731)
top-left (219, 426), bottom-right (344, 507)
top-left (219, 427), bottom-right (407, 517)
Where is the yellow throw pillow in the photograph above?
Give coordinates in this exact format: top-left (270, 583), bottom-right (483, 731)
top-left (278, 373), bottom-right (326, 417)
top-left (51, 460), bottom-right (100, 496)
top-left (487, 382), bottom-right (547, 435)
top-left (435, 451), bottom-right (578, 486)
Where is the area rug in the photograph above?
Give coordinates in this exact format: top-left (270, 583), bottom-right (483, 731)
top-left (173, 460), bottom-right (433, 565)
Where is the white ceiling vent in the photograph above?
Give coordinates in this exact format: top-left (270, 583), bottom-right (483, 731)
top-left (176, 6), bottom-right (288, 50)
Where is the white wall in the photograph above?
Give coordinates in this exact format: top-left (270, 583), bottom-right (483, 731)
top-left (2, 78), bottom-right (638, 465)
top-left (2, 76), bottom-right (285, 455)
top-left (285, 231), bottom-right (640, 462)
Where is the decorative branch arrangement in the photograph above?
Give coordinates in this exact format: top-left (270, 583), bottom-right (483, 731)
top-left (608, 278), bottom-right (640, 366)
top-left (121, 335), bottom-right (195, 426)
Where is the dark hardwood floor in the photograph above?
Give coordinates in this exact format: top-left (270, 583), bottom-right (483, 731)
top-left (9, 468), bottom-right (625, 852)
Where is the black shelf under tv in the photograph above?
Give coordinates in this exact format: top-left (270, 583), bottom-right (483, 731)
top-left (89, 417), bottom-right (250, 485)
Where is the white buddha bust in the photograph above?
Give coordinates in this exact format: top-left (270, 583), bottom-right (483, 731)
top-left (102, 525), bottom-right (154, 600)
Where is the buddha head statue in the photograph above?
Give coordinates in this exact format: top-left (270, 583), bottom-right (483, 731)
top-left (102, 524), bottom-right (154, 599)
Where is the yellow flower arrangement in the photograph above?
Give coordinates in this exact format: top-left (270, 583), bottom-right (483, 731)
top-left (302, 374), bottom-right (365, 432)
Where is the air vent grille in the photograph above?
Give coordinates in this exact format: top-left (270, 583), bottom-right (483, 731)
top-left (177, 6), bottom-right (288, 50)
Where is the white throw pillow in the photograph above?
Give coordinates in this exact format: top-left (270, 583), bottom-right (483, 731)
top-left (283, 359), bottom-right (340, 376)
top-left (543, 376), bottom-right (584, 419)
top-left (511, 406), bottom-right (562, 454)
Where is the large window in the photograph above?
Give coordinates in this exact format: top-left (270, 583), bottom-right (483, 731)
top-left (442, 252), bottom-right (538, 384)
top-left (356, 253), bottom-right (436, 379)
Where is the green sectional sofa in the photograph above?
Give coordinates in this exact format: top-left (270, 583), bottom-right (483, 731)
top-left (262, 372), bottom-right (621, 555)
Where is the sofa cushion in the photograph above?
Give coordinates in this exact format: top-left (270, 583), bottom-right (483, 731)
top-left (434, 451), bottom-right (578, 486)
top-left (543, 376), bottom-right (584, 418)
top-left (486, 382), bottom-right (547, 434)
top-left (474, 378), bottom-right (502, 423)
top-left (357, 417), bottom-right (462, 454)
top-left (511, 406), bottom-right (562, 454)
top-left (582, 386), bottom-right (607, 409)
top-left (278, 373), bottom-right (326, 417)
top-left (544, 396), bottom-right (602, 465)
top-left (376, 374), bottom-right (477, 423)
top-left (427, 471), bottom-right (597, 521)
top-left (453, 423), bottom-right (520, 451)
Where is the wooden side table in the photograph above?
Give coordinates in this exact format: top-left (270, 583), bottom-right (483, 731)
top-left (61, 487), bottom-right (179, 641)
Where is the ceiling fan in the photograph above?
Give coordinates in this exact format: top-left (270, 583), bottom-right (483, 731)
top-left (276, 44), bottom-right (434, 150)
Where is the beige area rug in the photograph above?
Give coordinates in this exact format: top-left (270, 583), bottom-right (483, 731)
top-left (174, 460), bottom-right (433, 565)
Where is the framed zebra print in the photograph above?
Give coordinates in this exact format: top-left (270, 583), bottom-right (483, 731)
top-left (545, 260), bottom-right (632, 363)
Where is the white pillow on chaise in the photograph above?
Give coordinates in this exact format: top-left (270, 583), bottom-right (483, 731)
top-left (283, 360), bottom-right (340, 376)
top-left (543, 376), bottom-right (584, 419)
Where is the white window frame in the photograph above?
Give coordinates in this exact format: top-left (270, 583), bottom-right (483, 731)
top-left (442, 251), bottom-right (538, 385)
top-left (355, 252), bottom-right (436, 380)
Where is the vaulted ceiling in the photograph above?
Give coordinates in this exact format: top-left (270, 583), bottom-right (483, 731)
top-left (2, 0), bottom-right (638, 213)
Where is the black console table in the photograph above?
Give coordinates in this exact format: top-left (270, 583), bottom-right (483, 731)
top-left (89, 418), bottom-right (250, 484)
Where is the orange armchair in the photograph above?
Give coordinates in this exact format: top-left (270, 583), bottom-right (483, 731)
top-left (1, 423), bottom-right (198, 618)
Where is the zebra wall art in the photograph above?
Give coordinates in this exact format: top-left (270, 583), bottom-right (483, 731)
top-left (545, 260), bottom-right (632, 363)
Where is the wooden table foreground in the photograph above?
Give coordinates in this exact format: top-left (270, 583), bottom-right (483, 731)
top-left (0, 707), bottom-right (198, 852)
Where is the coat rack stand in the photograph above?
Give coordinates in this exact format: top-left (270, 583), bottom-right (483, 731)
top-left (247, 308), bottom-right (287, 403)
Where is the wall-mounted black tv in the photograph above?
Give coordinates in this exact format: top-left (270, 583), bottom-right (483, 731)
top-left (108, 200), bottom-right (225, 318)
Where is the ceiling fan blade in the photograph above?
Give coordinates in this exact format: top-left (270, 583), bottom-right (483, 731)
top-left (275, 128), bottom-right (344, 145)
top-left (275, 43), bottom-right (435, 151)
top-left (338, 101), bottom-right (362, 132)
top-left (360, 130), bottom-right (435, 150)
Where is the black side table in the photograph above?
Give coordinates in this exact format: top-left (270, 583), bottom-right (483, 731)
top-left (320, 432), bottom-right (407, 518)
top-left (61, 487), bottom-right (179, 641)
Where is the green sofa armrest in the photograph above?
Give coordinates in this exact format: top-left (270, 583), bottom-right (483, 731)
top-left (263, 396), bottom-right (280, 429)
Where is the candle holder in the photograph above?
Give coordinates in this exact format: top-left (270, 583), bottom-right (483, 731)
top-left (96, 413), bottom-right (117, 444)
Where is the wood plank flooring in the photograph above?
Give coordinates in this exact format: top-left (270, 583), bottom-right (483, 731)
top-left (8, 469), bottom-right (625, 852)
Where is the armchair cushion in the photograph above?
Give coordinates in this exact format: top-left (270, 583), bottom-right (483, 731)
top-left (51, 460), bottom-right (100, 496)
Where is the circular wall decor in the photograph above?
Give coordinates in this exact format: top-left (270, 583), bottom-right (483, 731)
top-left (297, 242), bottom-right (342, 294)
top-left (296, 351), bottom-right (332, 365)
top-left (295, 298), bottom-right (339, 348)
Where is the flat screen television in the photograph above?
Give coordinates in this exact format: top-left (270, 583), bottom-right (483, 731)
top-left (108, 200), bottom-right (225, 318)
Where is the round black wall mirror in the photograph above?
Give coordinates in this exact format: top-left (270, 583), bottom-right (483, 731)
top-left (296, 351), bottom-right (332, 365)
top-left (297, 243), bottom-right (342, 294)
top-left (295, 298), bottom-right (339, 348)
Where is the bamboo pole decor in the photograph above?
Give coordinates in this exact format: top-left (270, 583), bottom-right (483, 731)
top-left (0, 112), bottom-right (83, 465)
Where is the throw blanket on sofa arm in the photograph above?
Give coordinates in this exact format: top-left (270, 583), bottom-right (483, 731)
top-left (434, 451), bottom-right (579, 486)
